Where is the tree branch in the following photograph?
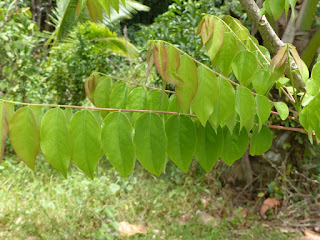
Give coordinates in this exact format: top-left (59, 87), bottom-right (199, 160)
top-left (239, 0), bottom-right (306, 91)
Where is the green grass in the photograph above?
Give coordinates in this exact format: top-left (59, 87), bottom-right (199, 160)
top-left (0, 156), bottom-right (299, 240)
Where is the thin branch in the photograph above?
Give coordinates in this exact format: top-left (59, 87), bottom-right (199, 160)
top-left (239, 0), bottom-right (306, 91)
top-left (1, 99), bottom-right (306, 134)
top-left (264, 124), bottom-right (306, 134)
top-left (0, 99), bottom-right (197, 117)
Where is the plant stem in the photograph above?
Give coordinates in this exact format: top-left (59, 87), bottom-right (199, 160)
top-left (0, 99), bottom-right (197, 117)
top-left (1, 99), bottom-right (305, 134)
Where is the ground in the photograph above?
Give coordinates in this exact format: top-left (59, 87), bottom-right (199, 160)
top-left (0, 156), bottom-right (300, 239)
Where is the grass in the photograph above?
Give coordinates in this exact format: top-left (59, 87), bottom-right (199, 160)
top-left (0, 156), bottom-right (299, 240)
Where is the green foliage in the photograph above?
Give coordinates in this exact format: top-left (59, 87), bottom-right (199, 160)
top-left (165, 115), bottom-right (196, 172)
top-left (69, 110), bottom-right (102, 179)
top-left (134, 113), bottom-right (167, 176)
top-left (134, 0), bottom-right (246, 62)
top-left (40, 108), bottom-right (71, 178)
top-left (260, 0), bottom-right (297, 20)
top-left (101, 112), bottom-right (135, 177)
top-left (250, 125), bottom-right (273, 156)
top-left (9, 107), bottom-right (40, 171)
top-left (0, 2), bottom-right (48, 103)
top-left (195, 122), bottom-right (223, 172)
top-left (192, 66), bottom-right (219, 126)
top-left (2, 7), bottom-right (320, 178)
top-left (274, 102), bottom-right (289, 120)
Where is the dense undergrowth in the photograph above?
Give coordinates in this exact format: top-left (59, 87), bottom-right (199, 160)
top-left (0, 156), bottom-right (298, 239)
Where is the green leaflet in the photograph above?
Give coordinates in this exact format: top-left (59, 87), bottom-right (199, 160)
top-left (306, 79), bottom-right (320, 96)
top-left (109, 82), bottom-right (129, 109)
top-left (235, 86), bottom-right (256, 132)
top-left (85, 72), bottom-right (102, 104)
top-left (176, 55), bottom-right (198, 113)
top-left (289, 45), bottom-right (309, 82)
top-left (255, 95), bottom-right (272, 131)
top-left (69, 110), bottom-right (102, 179)
top-left (274, 102), bottom-right (289, 120)
top-left (134, 113), bottom-right (167, 176)
top-left (94, 77), bottom-right (113, 118)
top-left (252, 70), bottom-right (274, 95)
top-left (164, 45), bottom-right (183, 85)
top-left (93, 77), bottom-right (113, 108)
top-left (0, 103), bottom-right (8, 161)
top-left (199, 15), bottom-right (214, 44)
top-left (192, 66), bottom-right (220, 126)
top-left (195, 122), bottom-right (223, 172)
top-left (265, 0), bottom-right (285, 20)
top-left (153, 42), bottom-right (167, 79)
top-left (64, 108), bottom-right (73, 125)
top-left (225, 110), bottom-right (238, 133)
top-left (4, 102), bottom-right (14, 122)
top-left (232, 51), bottom-right (259, 86)
top-left (210, 78), bottom-right (235, 128)
top-left (213, 32), bottom-right (238, 76)
top-left (101, 112), bottom-right (135, 178)
top-left (9, 107), bottom-right (40, 170)
top-left (30, 106), bottom-right (43, 129)
top-left (205, 18), bottom-right (225, 62)
top-left (250, 125), bottom-right (273, 156)
top-left (40, 108), bottom-right (71, 178)
top-left (167, 94), bottom-right (180, 113)
top-left (270, 46), bottom-right (288, 81)
top-left (165, 115), bottom-right (196, 173)
top-left (146, 90), bottom-right (169, 111)
top-left (221, 125), bottom-right (249, 166)
top-left (300, 94), bottom-right (320, 139)
top-left (311, 62), bottom-right (320, 86)
top-left (126, 87), bottom-right (147, 123)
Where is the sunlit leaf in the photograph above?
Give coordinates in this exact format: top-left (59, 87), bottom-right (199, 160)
top-left (0, 103), bottom-right (8, 162)
top-left (252, 70), bottom-right (274, 95)
top-left (232, 51), bottom-right (259, 86)
top-left (192, 66), bottom-right (220, 126)
top-left (250, 125), bottom-right (273, 156)
top-left (221, 125), bottom-right (249, 166)
top-left (9, 107), bottom-right (40, 170)
top-left (109, 82), bottom-right (129, 109)
top-left (153, 42), bottom-right (167, 79)
top-left (205, 18), bottom-right (225, 61)
top-left (40, 108), bottom-right (71, 178)
top-left (134, 113), bottom-right (167, 176)
top-left (176, 55), bottom-right (198, 113)
top-left (164, 45), bottom-right (183, 85)
top-left (235, 86), bottom-right (256, 132)
top-left (146, 90), bottom-right (169, 111)
top-left (210, 78), bottom-right (235, 128)
top-left (69, 110), bottom-right (101, 179)
top-left (29, 106), bottom-right (43, 129)
top-left (195, 122), bottom-right (223, 172)
top-left (255, 95), bottom-right (272, 130)
top-left (102, 112), bottom-right (135, 177)
top-left (126, 87), bottom-right (147, 123)
top-left (165, 115), bottom-right (196, 173)
top-left (213, 32), bottom-right (239, 76)
top-left (274, 102), bottom-right (289, 120)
